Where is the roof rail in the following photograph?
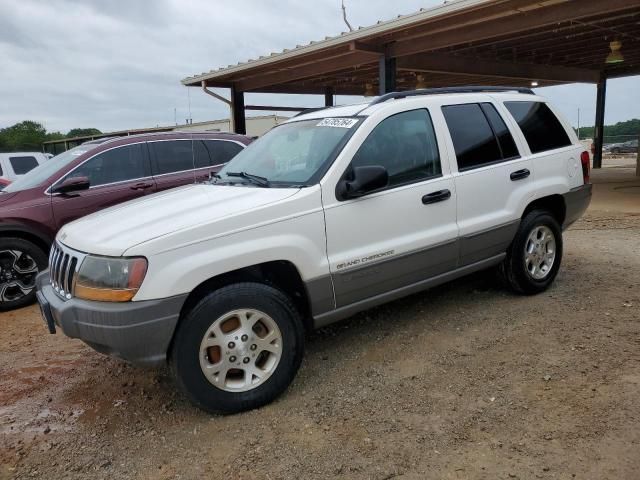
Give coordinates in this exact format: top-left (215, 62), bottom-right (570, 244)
top-left (369, 86), bottom-right (535, 106)
top-left (293, 106), bottom-right (332, 117)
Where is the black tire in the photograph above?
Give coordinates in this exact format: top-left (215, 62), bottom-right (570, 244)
top-left (0, 237), bottom-right (48, 311)
top-left (170, 282), bottom-right (305, 414)
top-left (499, 210), bottom-right (563, 295)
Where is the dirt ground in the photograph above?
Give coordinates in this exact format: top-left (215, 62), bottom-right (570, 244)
top-left (1, 162), bottom-right (639, 480)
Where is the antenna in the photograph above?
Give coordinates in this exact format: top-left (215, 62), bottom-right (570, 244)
top-left (187, 87), bottom-right (192, 124)
top-left (341, 0), bottom-right (353, 32)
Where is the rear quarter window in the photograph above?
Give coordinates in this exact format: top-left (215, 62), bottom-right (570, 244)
top-left (504, 101), bottom-right (572, 154)
top-left (205, 140), bottom-right (244, 165)
top-left (9, 156), bottom-right (39, 175)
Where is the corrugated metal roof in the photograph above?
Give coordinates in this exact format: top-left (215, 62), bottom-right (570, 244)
top-left (181, 0), bottom-right (492, 85)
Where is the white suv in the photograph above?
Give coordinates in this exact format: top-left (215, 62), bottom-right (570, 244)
top-left (36, 87), bottom-right (592, 413)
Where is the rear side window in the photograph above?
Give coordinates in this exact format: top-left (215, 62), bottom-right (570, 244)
top-left (149, 140), bottom-right (195, 175)
top-left (205, 140), bottom-right (244, 165)
top-left (193, 140), bottom-right (212, 169)
top-left (352, 109), bottom-right (441, 187)
top-left (9, 156), bottom-right (39, 175)
top-left (443, 104), bottom-right (502, 170)
top-left (480, 104), bottom-right (519, 160)
top-left (504, 101), bottom-right (571, 154)
top-left (67, 144), bottom-right (147, 187)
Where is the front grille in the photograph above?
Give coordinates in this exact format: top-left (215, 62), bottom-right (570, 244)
top-left (49, 242), bottom-right (85, 300)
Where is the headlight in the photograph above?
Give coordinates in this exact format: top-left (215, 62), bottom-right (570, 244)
top-left (74, 256), bottom-right (147, 302)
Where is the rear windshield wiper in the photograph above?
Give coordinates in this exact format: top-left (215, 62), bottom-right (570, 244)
top-left (225, 171), bottom-right (270, 187)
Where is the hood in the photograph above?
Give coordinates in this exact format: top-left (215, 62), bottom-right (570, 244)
top-left (58, 184), bottom-right (299, 256)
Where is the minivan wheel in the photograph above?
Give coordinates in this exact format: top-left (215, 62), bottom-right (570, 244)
top-left (500, 210), bottom-right (563, 295)
top-left (0, 237), bottom-right (48, 311)
top-left (171, 282), bottom-right (305, 414)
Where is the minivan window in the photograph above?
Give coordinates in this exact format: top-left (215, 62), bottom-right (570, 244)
top-left (193, 140), bottom-right (211, 169)
top-left (351, 109), bottom-right (441, 187)
top-left (442, 103), bottom-right (503, 170)
top-left (3, 145), bottom-right (99, 193)
top-left (67, 144), bottom-right (147, 187)
top-left (9, 156), bottom-right (39, 175)
top-left (504, 101), bottom-right (571, 154)
top-left (149, 140), bottom-right (195, 175)
top-left (206, 140), bottom-right (243, 165)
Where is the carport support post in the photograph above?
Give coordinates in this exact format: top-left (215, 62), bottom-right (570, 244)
top-left (378, 55), bottom-right (396, 95)
top-left (324, 87), bottom-right (334, 107)
top-left (593, 74), bottom-right (607, 169)
top-left (231, 86), bottom-right (246, 135)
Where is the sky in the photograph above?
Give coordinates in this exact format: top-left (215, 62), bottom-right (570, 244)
top-left (1, 0), bottom-right (638, 134)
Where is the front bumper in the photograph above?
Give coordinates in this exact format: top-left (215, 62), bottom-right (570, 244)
top-left (562, 183), bottom-right (592, 230)
top-left (36, 271), bottom-right (188, 367)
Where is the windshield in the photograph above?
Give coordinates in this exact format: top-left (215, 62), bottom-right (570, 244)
top-left (4, 144), bottom-right (99, 192)
top-left (218, 118), bottom-right (360, 186)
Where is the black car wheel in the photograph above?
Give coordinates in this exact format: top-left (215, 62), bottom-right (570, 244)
top-left (499, 210), bottom-right (563, 295)
top-left (171, 282), bottom-right (305, 414)
top-left (0, 238), bottom-right (48, 311)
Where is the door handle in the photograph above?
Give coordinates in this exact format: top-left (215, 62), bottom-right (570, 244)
top-left (510, 169), bottom-right (530, 181)
top-left (422, 189), bottom-right (451, 205)
top-left (130, 182), bottom-right (153, 190)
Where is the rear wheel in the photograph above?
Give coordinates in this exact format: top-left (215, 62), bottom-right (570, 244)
top-left (500, 210), bottom-right (563, 295)
top-left (171, 282), bottom-right (305, 414)
top-left (0, 237), bottom-right (48, 311)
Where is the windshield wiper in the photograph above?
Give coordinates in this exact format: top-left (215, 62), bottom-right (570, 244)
top-left (225, 171), bottom-right (270, 187)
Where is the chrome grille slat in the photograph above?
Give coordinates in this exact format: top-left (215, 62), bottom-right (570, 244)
top-left (66, 257), bottom-right (77, 294)
top-left (49, 242), bottom-right (86, 300)
top-left (55, 250), bottom-right (64, 288)
top-left (59, 254), bottom-right (69, 294)
top-left (51, 247), bottom-right (60, 288)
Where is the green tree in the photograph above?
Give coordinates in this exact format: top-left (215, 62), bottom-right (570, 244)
top-left (0, 120), bottom-right (48, 152)
top-left (66, 128), bottom-right (102, 138)
top-left (578, 118), bottom-right (640, 141)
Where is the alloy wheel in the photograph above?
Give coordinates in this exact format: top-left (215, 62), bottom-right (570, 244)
top-left (524, 226), bottom-right (556, 280)
top-left (199, 309), bottom-right (283, 392)
top-left (0, 249), bottom-right (39, 302)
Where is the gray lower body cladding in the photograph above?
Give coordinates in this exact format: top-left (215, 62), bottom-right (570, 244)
top-left (562, 183), bottom-right (592, 229)
top-left (314, 254), bottom-right (505, 328)
top-left (332, 240), bottom-right (459, 308)
top-left (36, 272), bottom-right (187, 367)
top-left (315, 220), bottom-right (519, 327)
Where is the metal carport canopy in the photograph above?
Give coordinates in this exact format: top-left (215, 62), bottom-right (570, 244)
top-left (182, 0), bottom-right (640, 166)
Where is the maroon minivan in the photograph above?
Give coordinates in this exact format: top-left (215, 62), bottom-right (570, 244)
top-left (0, 131), bottom-right (252, 310)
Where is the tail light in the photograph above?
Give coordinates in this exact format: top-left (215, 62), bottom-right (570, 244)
top-left (580, 151), bottom-right (590, 184)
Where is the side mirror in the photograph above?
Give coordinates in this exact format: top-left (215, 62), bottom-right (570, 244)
top-left (336, 165), bottom-right (389, 200)
top-left (53, 176), bottom-right (90, 195)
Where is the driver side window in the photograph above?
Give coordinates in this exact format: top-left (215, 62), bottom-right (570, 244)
top-left (66, 144), bottom-right (147, 187)
top-left (351, 109), bottom-right (441, 188)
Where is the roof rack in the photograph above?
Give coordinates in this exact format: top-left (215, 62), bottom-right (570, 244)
top-left (293, 107), bottom-right (330, 117)
top-left (369, 86), bottom-right (535, 106)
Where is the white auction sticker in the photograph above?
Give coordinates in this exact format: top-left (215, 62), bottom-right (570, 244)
top-left (316, 118), bottom-right (359, 128)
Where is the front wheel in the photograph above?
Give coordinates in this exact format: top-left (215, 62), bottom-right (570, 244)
top-left (171, 282), bottom-right (305, 414)
top-left (0, 237), bottom-right (48, 311)
top-left (499, 210), bottom-right (563, 295)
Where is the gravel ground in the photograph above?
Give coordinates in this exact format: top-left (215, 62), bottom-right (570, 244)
top-left (1, 208), bottom-right (639, 480)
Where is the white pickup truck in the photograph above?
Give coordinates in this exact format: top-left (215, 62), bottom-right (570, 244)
top-left (36, 87), bottom-right (591, 414)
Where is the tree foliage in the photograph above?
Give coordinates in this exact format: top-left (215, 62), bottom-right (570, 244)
top-left (67, 128), bottom-right (102, 138)
top-left (0, 121), bottom-right (101, 152)
top-left (578, 118), bottom-right (640, 140)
